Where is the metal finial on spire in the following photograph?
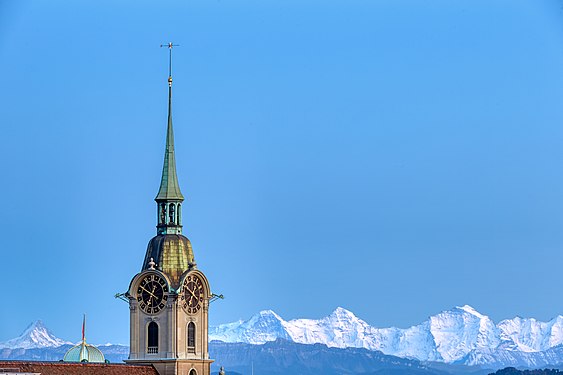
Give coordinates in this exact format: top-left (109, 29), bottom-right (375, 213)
top-left (160, 42), bottom-right (179, 86)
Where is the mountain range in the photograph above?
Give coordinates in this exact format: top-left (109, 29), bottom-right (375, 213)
top-left (2, 306), bottom-right (563, 373)
top-left (209, 305), bottom-right (563, 368)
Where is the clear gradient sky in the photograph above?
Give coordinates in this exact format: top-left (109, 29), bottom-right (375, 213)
top-left (1, 0), bottom-right (563, 345)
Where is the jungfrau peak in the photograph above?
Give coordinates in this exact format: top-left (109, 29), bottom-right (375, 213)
top-left (427, 305), bottom-right (501, 362)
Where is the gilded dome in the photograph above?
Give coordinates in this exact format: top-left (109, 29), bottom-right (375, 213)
top-left (143, 234), bottom-right (195, 287)
top-left (63, 341), bottom-right (105, 363)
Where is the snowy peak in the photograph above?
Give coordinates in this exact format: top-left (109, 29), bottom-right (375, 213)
top-left (209, 310), bottom-right (291, 344)
top-left (454, 305), bottom-right (486, 318)
top-left (497, 314), bottom-right (563, 352)
top-left (284, 307), bottom-right (373, 349)
top-left (246, 309), bottom-right (286, 330)
top-left (428, 305), bottom-right (499, 362)
top-left (328, 307), bottom-right (357, 320)
top-left (0, 320), bottom-right (71, 349)
top-left (253, 310), bottom-right (283, 321)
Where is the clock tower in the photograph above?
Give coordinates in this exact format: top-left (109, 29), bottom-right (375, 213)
top-left (125, 44), bottom-right (213, 375)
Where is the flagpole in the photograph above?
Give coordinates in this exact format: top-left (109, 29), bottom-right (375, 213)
top-left (82, 314), bottom-right (86, 342)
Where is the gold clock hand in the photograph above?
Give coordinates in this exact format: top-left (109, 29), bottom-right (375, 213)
top-left (140, 285), bottom-right (157, 298)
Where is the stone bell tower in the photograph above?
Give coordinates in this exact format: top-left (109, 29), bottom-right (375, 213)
top-left (125, 43), bottom-right (213, 375)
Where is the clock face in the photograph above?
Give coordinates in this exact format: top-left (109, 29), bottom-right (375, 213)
top-left (181, 274), bottom-right (205, 314)
top-left (137, 274), bottom-right (168, 314)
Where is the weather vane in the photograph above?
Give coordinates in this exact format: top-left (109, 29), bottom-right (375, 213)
top-left (160, 42), bottom-right (179, 86)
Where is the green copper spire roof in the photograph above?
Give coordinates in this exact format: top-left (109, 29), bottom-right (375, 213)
top-left (155, 75), bottom-right (184, 201)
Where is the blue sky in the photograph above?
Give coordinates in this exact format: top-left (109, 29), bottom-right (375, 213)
top-left (1, 0), bottom-right (563, 345)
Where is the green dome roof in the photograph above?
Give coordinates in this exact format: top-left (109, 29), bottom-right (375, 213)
top-left (63, 340), bottom-right (105, 363)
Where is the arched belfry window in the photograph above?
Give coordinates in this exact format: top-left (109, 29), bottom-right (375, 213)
top-left (189, 369), bottom-right (197, 375)
top-left (169, 203), bottom-right (175, 224)
top-left (177, 204), bottom-right (182, 225)
top-left (147, 322), bottom-right (158, 354)
top-left (160, 204), bottom-right (167, 225)
top-left (187, 322), bottom-right (196, 353)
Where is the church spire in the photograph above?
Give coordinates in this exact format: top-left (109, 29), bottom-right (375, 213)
top-left (156, 43), bottom-right (184, 235)
top-left (156, 42), bottom-right (183, 202)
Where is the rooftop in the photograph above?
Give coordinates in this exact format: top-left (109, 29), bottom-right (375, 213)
top-left (0, 361), bottom-right (158, 375)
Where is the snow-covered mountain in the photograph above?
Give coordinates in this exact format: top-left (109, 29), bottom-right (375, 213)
top-left (0, 320), bottom-right (71, 349)
top-left (209, 305), bottom-right (563, 367)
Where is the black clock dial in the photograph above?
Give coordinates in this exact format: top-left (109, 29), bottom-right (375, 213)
top-left (137, 274), bottom-right (168, 314)
top-left (181, 274), bottom-right (204, 314)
